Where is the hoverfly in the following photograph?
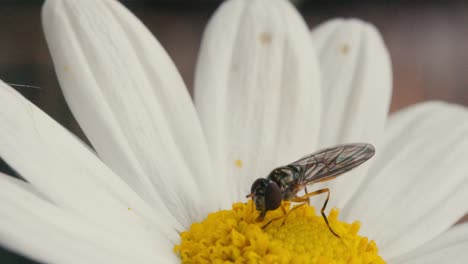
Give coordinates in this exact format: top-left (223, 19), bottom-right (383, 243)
top-left (246, 143), bottom-right (375, 237)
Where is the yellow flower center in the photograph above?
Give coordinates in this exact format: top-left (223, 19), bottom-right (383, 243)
top-left (174, 201), bottom-right (385, 264)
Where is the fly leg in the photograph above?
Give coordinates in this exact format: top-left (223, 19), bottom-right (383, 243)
top-left (262, 203), bottom-right (288, 229)
top-left (280, 202), bottom-right (308, 225)
top-left (304, 185), bottom-right (310, 205)
top-left (290, 188), bottom-right (340, 238)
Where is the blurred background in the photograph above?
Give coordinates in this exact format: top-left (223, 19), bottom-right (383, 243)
top-left (1, 0), bottom-right (468, 263)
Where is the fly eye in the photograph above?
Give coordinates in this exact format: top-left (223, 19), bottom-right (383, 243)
top-left (250, 178), bottom-right (265, 194)
top-left (264, 181), bottom-right (282, 211)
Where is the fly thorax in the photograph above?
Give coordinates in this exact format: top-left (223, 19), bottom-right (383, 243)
top-left (282, 188), bottom-right (297, 201)
top-left (268, 166), bottom-right (298, 191)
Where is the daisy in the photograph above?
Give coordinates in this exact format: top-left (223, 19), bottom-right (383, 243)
top-left (1, 0), bottom-right (467, 263)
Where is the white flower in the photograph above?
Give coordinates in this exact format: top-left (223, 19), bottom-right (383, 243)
top-left (0, 0), bottom-right (467, 263)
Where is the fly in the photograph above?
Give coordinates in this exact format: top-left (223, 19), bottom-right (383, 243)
top-left (247, 143), bottom-right (375, 237)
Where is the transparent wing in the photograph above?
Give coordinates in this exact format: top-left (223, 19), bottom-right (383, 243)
top-left (289, 143), bottom-right (375, 185)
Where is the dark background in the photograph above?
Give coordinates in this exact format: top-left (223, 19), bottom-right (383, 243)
top-left (1, 0), bottom-right (468, 263)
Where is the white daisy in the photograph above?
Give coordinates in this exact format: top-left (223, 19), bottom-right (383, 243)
top-left (0, 0), bottom-right (467, 263)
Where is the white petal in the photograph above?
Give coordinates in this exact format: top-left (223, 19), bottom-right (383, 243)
top-left (194, 0), bottom-right (321, 202)
top-left (312, 19), bottom-right (392, 146)
top-left (310, 19), bottom-right (392, 208)
top-left (343, 102), bottom-right (468, 258)
top-left (0, 173), bottom-right (177, 263)
top-left (42, 0), bottom-right (216, 224)
top-left (0, 82), bottom-right (178, 251)
top-left (390, 223), bottom-right (468, 264)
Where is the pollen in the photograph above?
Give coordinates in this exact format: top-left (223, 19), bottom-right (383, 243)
top-left (260, 32), bottom-right (272, 44)
top-left (235, 159), bottom-right (243, 168)
top-left (174, 201), bottom-right (385, 263)
top-left (340, 44), bottom-right (350, 54)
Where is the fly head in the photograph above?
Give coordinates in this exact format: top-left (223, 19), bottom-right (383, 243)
top-left (249, 178), bottom-right (282, 221)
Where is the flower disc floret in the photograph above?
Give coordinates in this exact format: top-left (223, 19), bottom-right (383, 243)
top-left (175, 201), bottom-right (385, 263)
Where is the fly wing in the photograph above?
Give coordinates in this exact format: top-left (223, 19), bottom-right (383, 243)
top-left (289, 143), bottom-right (375, 185)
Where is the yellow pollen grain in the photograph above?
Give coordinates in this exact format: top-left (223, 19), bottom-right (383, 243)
top-left (63, 65), bottom-right (70, 72)
top-left (235, 159), bottom-right (243, 168)
top-left (128, 207), bottom-right (132, 211)
top-left (340, 44), bottom-right (350, 54)
top-left (174, 201), bottom-right (385, 264)
top-left (260, 32), bottom-right (272, 44)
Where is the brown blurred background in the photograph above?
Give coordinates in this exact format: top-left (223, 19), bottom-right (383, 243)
top-left (1, 0), bottom-right (468, 263)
